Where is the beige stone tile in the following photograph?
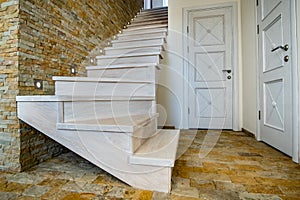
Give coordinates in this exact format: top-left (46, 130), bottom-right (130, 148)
top-left (245, 185), bottom-right (283, 195)
top-left (190, 172), bottom-right (231, 183)
top-left (239, 192), bottom-right (282, 200)
top-left (214, 181), bottom-right (246, 192)
top-left (171, 187), bottom-right (199, 198)
top-left (190, 179), bottom-right (215, 190)
top-left (230, 175), bottom-right (258, 185)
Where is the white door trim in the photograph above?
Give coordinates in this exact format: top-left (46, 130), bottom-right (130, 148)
top-left (256, 0), bottom-right (299, 163)
top-left (182, 2), bottom-right (240, 131)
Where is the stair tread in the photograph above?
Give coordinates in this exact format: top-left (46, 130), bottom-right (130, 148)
top-left (86, 63), bottom-right (158, 70)
top-left (53, 76), bottom-right (153, 83)
top-left (96, 51), bottom-right (162, 59)
top-left (57, 114), bottom-right (158, 132)
top-left (16, 95), bottom-right (155, 102)
top-left (129, 129), bottom-right (180, 167)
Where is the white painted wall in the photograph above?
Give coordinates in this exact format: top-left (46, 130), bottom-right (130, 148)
top-left (158, 0), bottom-right (243, 129)
top-left (241, 0), bottom-right (257, 134)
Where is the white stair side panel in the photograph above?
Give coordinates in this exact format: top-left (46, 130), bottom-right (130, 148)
top-left (55, 81), bottom-right (155, 97)
top-left (62, 100), bottom-right (154, 122)
top-left (76, 130), bottom-right (172, 193)
top-left (87, 66), bottom-right (155, 82)
top-left (96, 54), bottom-right (161, 66)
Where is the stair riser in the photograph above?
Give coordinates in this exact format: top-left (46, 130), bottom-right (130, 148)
top-left (132, 117), bottom-right (157, 152)
top-left (112, 38), bottom-right (164, 48)
top-left (139, 11), bottom-right (168, 16)
top-left (117, 32), bottom-right (166, 41)
top-left (132, 17), bottom-right (168, 23)
top-left (96, 55), bottom-right (160, 66)
top-left (104, 47), bottom-right (162, 56)
top-left (55, 81), bottom-right (155, 97)
top-left (62, 101), bottom-right (154, 123)
top-left (128, 21), bottom-right (167, 28)
top-left (124, 25), bottom-right (168, 32)
top-left (87, 66), bottom-right (155, 81)
top-left (119, 28), bottom-right (168, 36)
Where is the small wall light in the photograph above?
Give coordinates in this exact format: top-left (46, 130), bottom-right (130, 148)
top-left (70, 66), bottom-right (76, 74)
top-left (34, 79), bottom-right (43, 90)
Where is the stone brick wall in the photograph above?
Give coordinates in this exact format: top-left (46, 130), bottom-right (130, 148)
top-left (0, 0), bottom-right (143, 172)
top-left (0, 0), bottom-right (21, 171)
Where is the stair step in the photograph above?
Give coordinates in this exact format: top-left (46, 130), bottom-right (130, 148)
top-left (131, 17), bottom-right (168, 24)
top-left (104, 47), bottom-right (163, 56)
top-left (128, 20), bottom-right (167, 28)
top-left (53, 76), bottom-right (152, 83)
top-left (130, 129), bottom-right (180, 167)
top-left (111, 37), bottom-right (165, 48)
top-left (135, 13), bottom-right (168, 20)
top-left (86, 63), bottom-right (158, 70)
top-left (54, 76), bottom-right (155, 97)
top-left (96, 51), bottom-right (162, 66)
top-left (112, 38), bottom-right (165, 49)
top-left (57, 114), bottom-right (158, 153)
top-left (57, 114), bottom-right (158, 133)
top-left (117, 31), bottom-right (167, 42)
top-left (16, 95), bottom-right (155, 102)
top-left (119, 27), bottom-right (168, 36)
top-left (142, 7), bottom-right (168, 12)
top-left (86, 63), bottom-right (158, 81)
top-left (140, 9), bottom-right (168, 15)
top-left (112, 35), bottom-right (166, 43)
top-left (124, 24), bottom-right (168, 32)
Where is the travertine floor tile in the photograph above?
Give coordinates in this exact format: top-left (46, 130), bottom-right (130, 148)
top-left (0, 130), bottom-right (299, 199)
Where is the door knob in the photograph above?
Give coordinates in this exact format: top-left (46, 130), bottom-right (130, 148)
top-left (284, 55), bottom-right (289, 62)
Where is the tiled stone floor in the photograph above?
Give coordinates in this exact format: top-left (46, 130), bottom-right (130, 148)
top-left (1, 130), bottom-right (300, 200)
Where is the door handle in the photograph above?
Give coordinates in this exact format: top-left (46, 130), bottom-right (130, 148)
top-left (271, 44), bottom-right (289, 52)
top-left (222, 69), bottom-right (232, 73)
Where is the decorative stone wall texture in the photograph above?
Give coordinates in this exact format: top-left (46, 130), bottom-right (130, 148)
top-left (0, 0), bottom-right (21, 171)
top-left (0, 0), bottom-right (143, 172)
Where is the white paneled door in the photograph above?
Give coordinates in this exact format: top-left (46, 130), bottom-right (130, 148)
top-left (187, 6), bottom-right (233, 129)
top-left (257, 0), bottom-right (293, 156)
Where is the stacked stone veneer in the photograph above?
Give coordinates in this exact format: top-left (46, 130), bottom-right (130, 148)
top-left (0, 0), bottom-right (143, 172)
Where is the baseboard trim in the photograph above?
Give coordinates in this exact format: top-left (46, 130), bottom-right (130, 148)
top-left (242, 128), bottom-right (255, 138)
top-left (158, 125), bottom-right (175, 129)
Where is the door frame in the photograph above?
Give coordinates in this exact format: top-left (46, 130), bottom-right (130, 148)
top-left (256, 0), bottom-right (299, 163)
top-left (182, 2), bottom-right (240, 131)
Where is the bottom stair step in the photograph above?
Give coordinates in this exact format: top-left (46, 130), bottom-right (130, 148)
top-left (130, 129), bottom-right (180, 167)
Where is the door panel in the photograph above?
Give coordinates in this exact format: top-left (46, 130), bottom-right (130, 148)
top-left (261, 0), bottom-right (281, 20)
top-left (258, 0), bottom-right (292, 156)
top-left (188, 6), bottom-right (233, 129)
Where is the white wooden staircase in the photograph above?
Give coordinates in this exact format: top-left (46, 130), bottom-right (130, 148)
top-left (16, 7), bottom-right (180, 193)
